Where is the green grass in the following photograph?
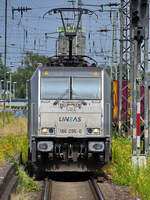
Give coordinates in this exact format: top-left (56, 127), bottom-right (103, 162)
top-left (0, 112), bottom-right (39, 193)
top-left (0, 133), bottom-right (28, 163)
top-left (0, 111), bottom-right (28, 163)
top-left (106, 137), bottom-right (150, 200)
top-left (0, 111), bottom-right (27, 135)
top-left (14, 161), bottom-right (39, 192)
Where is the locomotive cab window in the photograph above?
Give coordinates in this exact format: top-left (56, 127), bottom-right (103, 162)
top-left (41, 76), bottom-right (101, 100)
top-left (72, 77), bottom-right (101, 100)
top-left (41, 77), bottom-right (70, 99)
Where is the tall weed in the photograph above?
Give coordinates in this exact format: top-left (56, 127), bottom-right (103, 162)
top-left (14, 161), bottom-right (39, 192)
top-left (0, 112), bottom-right (28, 163)
top-left (0, 112), bottom-right (39, 194)
top-left (111, 137), bottom-right (133, 185)
top-left (110, 137), bottom-right (150, 200)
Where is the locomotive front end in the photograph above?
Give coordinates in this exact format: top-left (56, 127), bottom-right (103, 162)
top-left (28, 67), bottom-right (111, 172)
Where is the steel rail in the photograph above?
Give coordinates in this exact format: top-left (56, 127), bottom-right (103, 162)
top-left (41, 178), bottom-right (52, 200)
top-left (41, 176), bottom-right (104, 200)
top-left (89, 177), bottom-right (104, 200)
top-left (0, 163), bottom-right (18, 200)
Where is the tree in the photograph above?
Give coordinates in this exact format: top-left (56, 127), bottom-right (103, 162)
top-left (0, 54), bottom-right (11, 81)
top-left (0, 54), bottom-right (3, 81)
top-left (0, 54), bottom-right (12, 100)
top-left (12, 52), bottom-right (49, 98)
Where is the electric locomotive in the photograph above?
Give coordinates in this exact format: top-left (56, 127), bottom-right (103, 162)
top-left (28, 55), bottom-right (112, 172)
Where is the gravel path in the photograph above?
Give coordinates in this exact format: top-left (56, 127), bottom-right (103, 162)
top-left (98, 180), bottom-right (136, 200)
top-left (51, 181), bottom-right (95, 200)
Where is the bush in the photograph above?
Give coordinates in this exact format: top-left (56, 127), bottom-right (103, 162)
top-left (111, 137), bottom-right (133, 185)
top-left (109, 137), bottom-right (150, 200)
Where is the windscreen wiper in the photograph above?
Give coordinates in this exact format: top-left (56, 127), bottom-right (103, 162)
top-left (72, 91), bottom-right (87, 105)
top-left (53, 89), bottom-right (69, 105)
top-left (53, 90), bottom-right (87, 106)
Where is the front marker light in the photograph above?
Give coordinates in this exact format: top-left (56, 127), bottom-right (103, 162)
top-left (41, 128), bottom-right (55, 135)
top-left (38, 143), bottom-right (48, 150)
top-left (88, 142), bottom-right (104, 152)
top-left (87, 128), bottom-right (100, 135)
top-left (37, 141), bottom-right (53, 152)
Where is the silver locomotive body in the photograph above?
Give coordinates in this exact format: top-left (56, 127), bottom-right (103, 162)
top-left (28, 66), bottom-right (112, 172)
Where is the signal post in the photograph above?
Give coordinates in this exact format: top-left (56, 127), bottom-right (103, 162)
top-left (131, 0), bottom-right (149, 165)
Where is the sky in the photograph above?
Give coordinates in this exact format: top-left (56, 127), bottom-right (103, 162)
top-left (0, 0), bottom-right (122, 71)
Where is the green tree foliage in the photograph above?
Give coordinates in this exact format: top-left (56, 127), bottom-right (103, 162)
top-left (12, 52), bottom-right (49, 98)
top-left (0, 54), bottom-right (11, 81)
top-left (0, 54), bottom-right (3, 81)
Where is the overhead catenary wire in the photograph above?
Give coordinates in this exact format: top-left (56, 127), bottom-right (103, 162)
top-left (0, 0), bottom-right (122, 69)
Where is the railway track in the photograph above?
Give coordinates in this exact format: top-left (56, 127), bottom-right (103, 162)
top-left (89, 178), bottom-right (104, 200)
top-left (41, 175), bottom-right (104, 200)
top-left (0, 162), bottom-right (18, 200)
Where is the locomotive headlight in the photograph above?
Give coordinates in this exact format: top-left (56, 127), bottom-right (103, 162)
top-left (93, 128), bottom-right (100, 134)
top-left (88, 142), bottom-right (104, 152)
top-left (37, 141), bottom-right (53, 152)
top-left (87, 128), bottom-right (100, 135)
top-left (41, 128), bottom-right (55, 135)
top-left (41, 128), bottom-right (49, 134)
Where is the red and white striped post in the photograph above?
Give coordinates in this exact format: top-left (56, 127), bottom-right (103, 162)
top-left (137, 102), bottom-right (140, 151)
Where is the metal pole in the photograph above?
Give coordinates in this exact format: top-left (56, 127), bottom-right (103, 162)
top-left (143, 1), bottom-right (149, 153)
top-left (3, 0), bottom-right (8, 127)
top-left (26, 81), bottom-right (28, 99)
top-left (149, 86), bottom-right (150, 153)
top-left (130, 0), bottom-right (134, 152)
top-left (0, 81), bottom-right (2, 99)
top-left (13, 82), bottom-right (16, 98)
top-left (0, 80), bottom-right (4, 97)
top-left (136, 41), bottom-right (141, 154)
top-left (111, 10), bottom-right (118, 80)
top-left (119, 0), bottom-right (124, 137)
top-left (144, 38), bottom-right (149, 153)
top-left (13, 82), bottom-right (15, 98)
top-left (14, 82), bottom-right (16, 98)
top-left (26, 80), bottom-right (29, 99)
top-left (119, 0), bottom-right (132, 137)
top-left (132, 40), bottom-right (138, 155)
top-left (10, 72), bottom-right (11, 109)
top-left (6, 81), bottom-right (9, 98)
